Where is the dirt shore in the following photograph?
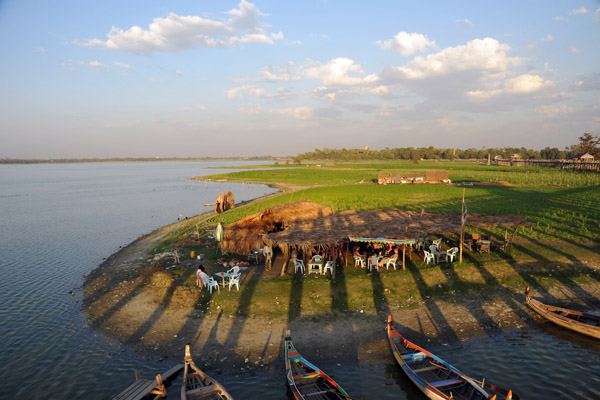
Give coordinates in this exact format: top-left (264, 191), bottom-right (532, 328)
top-left (82, 216), bottom-right (600, 374)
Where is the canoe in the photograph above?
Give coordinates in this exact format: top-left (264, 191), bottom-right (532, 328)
top-left (284, 330), bottom-right (352, 400)
top-left (181, 345), bottom-right (234, 400)
top-left (525, 286), bottom-right (600, 339)
top-left (386, 315), bottom-right (515, 400)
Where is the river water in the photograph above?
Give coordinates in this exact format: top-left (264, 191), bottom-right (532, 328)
top-left (1, 162), bottom-right (599, 399)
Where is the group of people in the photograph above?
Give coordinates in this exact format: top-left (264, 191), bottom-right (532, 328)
top-left (353, 243), bottom-right (399, 268)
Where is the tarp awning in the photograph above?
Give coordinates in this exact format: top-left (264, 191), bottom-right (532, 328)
top-left (349, 236), bottom-right (416, 245)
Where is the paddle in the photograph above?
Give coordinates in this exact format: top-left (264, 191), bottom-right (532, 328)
top-left (428, 361), bottom-right (520, 400)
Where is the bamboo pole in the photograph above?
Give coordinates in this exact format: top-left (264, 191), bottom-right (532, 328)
top-left (402, 244), bottom-right (406, 270)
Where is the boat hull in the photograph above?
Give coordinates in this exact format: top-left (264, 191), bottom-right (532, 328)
top-left (284, 331), bottom-right (351, 400)
top-left (181, 345), bottom-right (234, 400)
top-left (386, 315), bottom-right (491, 400)
top-left (525, 286), bottom-right (600, 339)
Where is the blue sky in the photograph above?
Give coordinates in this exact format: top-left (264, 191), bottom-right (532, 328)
top-left (1, 1), bottom-right (599, 158)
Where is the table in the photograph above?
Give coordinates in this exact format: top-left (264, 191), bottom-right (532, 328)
top-left (307, 260), bottom-right (323, 275)
top-left (213, 272), bottom-right (231, 288)
top-left (248, 249), bottom-right (263, 264)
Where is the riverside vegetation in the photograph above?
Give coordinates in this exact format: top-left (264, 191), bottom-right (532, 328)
top-left (83, 160), bottom-right (600, 368)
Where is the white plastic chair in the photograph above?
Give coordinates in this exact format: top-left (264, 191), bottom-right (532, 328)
top-left (432, 238), bottom-right (442, 247)
top-left (324, 261), bottom-right (334, 275)
top-left (386, 256), bottom-right (398, 271)
top-left (228, 273), bottom-right (240, 291)
top-left (367, 256), bottom-right (379, 272)
top-left (354, 256), bottom-right (365, 268)
top-left (227, 266), bottom-right (240, 276)
top-left (207, 277), bottom-right (220, 294)
top-left (311, 254), bottom-right (323, 264)
top-left (423, 250), bottom-right (435, 264)
top-left (446, 247), bottom-right (459, 263)
top-left (292, 258), bottom-right (305, 274)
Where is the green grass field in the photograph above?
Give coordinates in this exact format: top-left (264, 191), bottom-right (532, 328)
top-left (141, 160), bottom-right (600, 319)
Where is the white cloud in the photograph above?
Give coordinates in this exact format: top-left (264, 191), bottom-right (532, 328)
top-left (535, 104), bottom-right (574, 117)
top-left (36, 47), bottom-right (47, 53)
top-left (385, 38), bottom-right (522, 80)
top-left (181, 107), bottom-right (194, 112)
top-left (504, 74), bottom-right (554, 94)
top-left (455, 18), bottom-right (475, 27)
top-left (554, 15), bottom-right (565, 21)
top-left (569, 45), bottom-right (580, 53)
top-left (235, 62), bottom-right (302, 83)
top-left (542, 34), bottom-right (554, 42)
top-left (288, 39), bottom-right (303, 45)
top-left (570, 7), bottom-right (587, 15)
top-left (274, 106), bottom-right (313, 120)
top-left (89, 61), bottom-right (109, 70)
top-left (305, 57), bottom-right (379, 86)
top-left (114, 61), bottom-right (133, 70)
top-left (467, 74), bottom-right (554, 99)
top-left (377, 31), bottom-right (436, 56)
top-left (525, 43), bottom-right (536, 50)
top-left (226, 85), bottom-right (290, 100)
top-left (75, 1), bottom-right (282, 54)
top-left (175, 70), bottom-right (183, 76)
top-left (238, 103), bottom-right (263, 115)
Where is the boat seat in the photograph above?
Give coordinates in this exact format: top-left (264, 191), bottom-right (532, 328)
top-left (430, 378), bottom-right (462, 387)
top-left (413, 365), bottom-right (440, 373)
top-left (186, 385), bottom-right (218, 396)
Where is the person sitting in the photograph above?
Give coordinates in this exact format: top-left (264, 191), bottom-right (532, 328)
top-left (197, 265), bottom-right (210, 289)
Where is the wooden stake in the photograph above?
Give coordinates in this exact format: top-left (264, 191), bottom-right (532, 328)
top-left (402, 244), bottom-right (406, 270)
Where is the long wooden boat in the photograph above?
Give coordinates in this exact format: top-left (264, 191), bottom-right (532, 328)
top-left (525, 286), bottom-right (600, 339)
top-left (181, 345), bottom-right (234, 400)
top-left (284, 330), bottom-right (352, 400)
top-left (386, 315), bottom-right (515, 400)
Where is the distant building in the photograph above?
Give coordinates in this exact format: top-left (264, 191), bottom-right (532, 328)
top-left (510, 153), bottom-right (521, 160)
top-left (378, 170), bottom-right (450, 184)
top-left (573, 152), bottom-right (594, 161)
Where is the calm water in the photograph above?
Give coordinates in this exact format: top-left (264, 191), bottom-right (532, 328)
top-left (1, 162), bottom-right (599, 400)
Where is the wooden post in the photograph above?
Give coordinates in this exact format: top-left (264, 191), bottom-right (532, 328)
top-left (135, 370), bottom-right (141, 381)
top-left (151, 374), bottom-right (166, 398)
top-left (332, 244), bottom-right (337, 280)
top-left (402, 244), bottom-right (406, 270)
top-left (459, 188), bottom-right (465, 263)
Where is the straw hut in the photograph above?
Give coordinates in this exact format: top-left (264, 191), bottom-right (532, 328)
top-left (218, 201), bottom-right (334, 255)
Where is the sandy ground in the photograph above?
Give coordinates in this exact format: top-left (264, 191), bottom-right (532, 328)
top-left (82, 217), bottom-right (600, 374)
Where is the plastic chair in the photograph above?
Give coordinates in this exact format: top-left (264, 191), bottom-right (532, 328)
top-left (445, 247), bottom-right (458, 262)
top-left (228, 274), bottom-right (240, 291)
top-left (207, 277), bottom-right (220, 294)
top-left (292, 258), bottom-right (305, 274)
top-left (423, 250), bottom-right (435, 264)
top-left (432, 238), bottom-right (442, 247)
top-left (354, 256), bottom-right (365, 268)
top-left (227, 266), bottom-right (240, 276)
top-left (324, 261), bottom-right (334, 275)
top-left (386, 256), bottom-right (398, 270)
top-left (311, 255), bottom-right (323, 264)
top-left (367, 256), bottom-right (379, 272)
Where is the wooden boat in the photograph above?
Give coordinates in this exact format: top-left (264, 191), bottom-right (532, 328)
top-left (386, 315), bottom-right (516, 400)
top-left (284, 330), bottom-right (352, 400)
top-left (181, 345), bottom-right (234, 400)
top-left (525, 286), bottom-right (600, 339)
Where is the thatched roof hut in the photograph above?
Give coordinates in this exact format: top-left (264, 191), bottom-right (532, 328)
top-left (263, 209), bottom-right (531, 255)
top-left (218, 201), bottom-right (334, 255)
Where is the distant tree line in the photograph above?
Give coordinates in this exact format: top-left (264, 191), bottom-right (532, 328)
top-left (295, 133), bottom-right (599, 162)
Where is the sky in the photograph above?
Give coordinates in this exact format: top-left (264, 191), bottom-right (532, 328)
top-left (1, 1), bottom-right (599, 158)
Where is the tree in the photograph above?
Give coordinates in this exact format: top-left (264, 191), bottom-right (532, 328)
top-left (569, 132), bottom-right (600, 157)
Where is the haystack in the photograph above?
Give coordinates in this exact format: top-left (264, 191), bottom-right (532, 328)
top-left (218, 201), bottom-right (334, 255)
